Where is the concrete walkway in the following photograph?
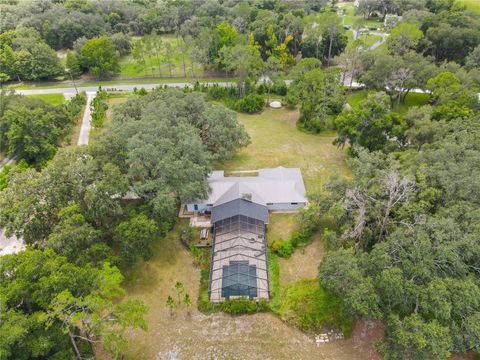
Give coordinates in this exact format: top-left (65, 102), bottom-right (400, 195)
top-left (77, 92), bottom-right (96, 146)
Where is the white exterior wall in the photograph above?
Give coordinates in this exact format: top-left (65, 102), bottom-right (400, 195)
top-left (266, 202), bottom-right (306, 211)
top-left (188, 202), bottom-right (306, 213)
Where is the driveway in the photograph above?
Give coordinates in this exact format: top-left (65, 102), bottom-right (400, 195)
top-left (77, 91), bottom-right (96, 145)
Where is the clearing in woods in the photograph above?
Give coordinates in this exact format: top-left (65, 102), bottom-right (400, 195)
top-left (119, 105), bottom-right (383, 359)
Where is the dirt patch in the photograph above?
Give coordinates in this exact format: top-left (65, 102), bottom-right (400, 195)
top-left (282, 108), bottom-right (300, 127)
top-left (349, 320), bottom-right (385, 360)
top-left (126, 309), bottom-right (382, 360)
top-left (123, 223), bottom-right (382, 360)
top-left (278, 233), bottom-right (325, 284)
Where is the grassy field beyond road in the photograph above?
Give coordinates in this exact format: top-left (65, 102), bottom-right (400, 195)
top-left (120, 35), bottom-right (204, 78)
top-left (26, 93), bottom-right (65, 105)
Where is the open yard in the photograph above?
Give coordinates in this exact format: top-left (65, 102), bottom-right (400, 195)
top-left (339, 1), bottom-right (384, 29)
top-left (458, 0), bottom-right (480, 13)
top-left (117, 105), bottom-right (385, 359)
top-left (346, 89), bottom-right (430, 114)
top-left (221, 107), bottom-right (350, 193)
top-left (122, 220), bottom-right (382, 360)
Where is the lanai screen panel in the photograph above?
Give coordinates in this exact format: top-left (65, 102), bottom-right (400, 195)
top-left (209, 215), bottom-right (269, 302)
top-left (221, 261), bottom-right (258, 299)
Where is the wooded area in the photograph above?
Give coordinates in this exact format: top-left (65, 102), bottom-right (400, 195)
top-left (1, 0), bottom-right (480, 359)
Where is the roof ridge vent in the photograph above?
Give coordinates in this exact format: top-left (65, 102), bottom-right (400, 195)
top-left (241, 193), bottom-right (252, 201)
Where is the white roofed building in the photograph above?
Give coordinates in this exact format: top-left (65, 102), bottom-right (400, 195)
top-left (186, 167), bottom-right (308, 213)
top-left (183, 167), bottom-right (308, 303)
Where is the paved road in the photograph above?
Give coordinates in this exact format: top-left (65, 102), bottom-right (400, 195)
top-left (15, 81), bottom-right (234, 95)
top-left (368, 31), bottom-right (388, 50)
top-left (14, 82), bottom-right (235, 149)
top-left (78, 92), bottom-right (96, 145)
top-left (349, 29), bottom-right (388, 51)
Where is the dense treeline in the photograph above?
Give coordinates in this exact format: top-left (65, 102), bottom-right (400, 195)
top-left (312, 91), bottom-right (480, 358)
top-left (0, 0), bottom-right (348, 80)
top-left (2, 0), bottom-right (480, 82)
top-left (0, 89), bottom-right (249, 358)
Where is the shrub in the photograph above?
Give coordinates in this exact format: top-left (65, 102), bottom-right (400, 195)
top-left (221, 298), bottom-right (269, 315)
top-left (284, 93), bottom-right (298, 109)
top-left (257, 84), bottom-right (267, 95)
top-left (271, 240), bottom-right (294, 258)
top-left (207, 85), bottom-right (230, 100)
top-left (65, 92), bottom-right (87, 119)
top-left (236, 94), bottom-right (265, 113)
top-left (91, 91), bottom-right (108, 127)
top-left (271, 80), bottom-right (287, 96)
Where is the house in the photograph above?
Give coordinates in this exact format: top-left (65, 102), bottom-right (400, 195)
top-left (184, 167), bottom-right (307, 303)
top-left (186, 167), bottom-right (308, 214)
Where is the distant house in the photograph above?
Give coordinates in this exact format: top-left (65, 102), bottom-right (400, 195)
top-left (186, 167), bottom-right (308, 214)
top-left (184, 167), bottom-right (307, 303)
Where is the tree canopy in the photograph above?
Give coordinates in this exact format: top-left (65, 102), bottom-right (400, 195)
top-left (317, 114), bottom-right (480, 359)
top-left (80, 37), bottom-right (120, 79)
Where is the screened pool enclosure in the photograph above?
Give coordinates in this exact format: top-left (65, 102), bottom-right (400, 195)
top-left (208, 212), bottom-right (270, 302)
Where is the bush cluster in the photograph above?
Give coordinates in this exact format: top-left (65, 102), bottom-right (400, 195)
top-left (193, 82), bottom-right (288, 114)
top-left (91, 90), bottom-right (108, 127)
top-left (271, 223), bottom-right (318, 258)
top-left (257, 80), bottom-right (288, 96)
top-left (220, 298), bottom-right (269, 315)
top-left (65, 92), bottom-right (87, 119)
top-left (236, 94), bottom-right (265, 113)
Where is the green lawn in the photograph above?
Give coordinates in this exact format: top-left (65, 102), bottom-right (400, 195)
top-left (346, 89), bottom-right (369, 108)
top-left (340, 1), bottom-right (383, 29)
top-left (26, 93), bottom-right (65, 105)
top-left (458, 0), bottom-right (480, 12)
top-left (358, 33), bottom-right (382, 48)
top-left (392, 92), bottom-right (430, 114)
top-left (267, 213), bottom-right (300, 245)
top-left (119, 35), bottom-right (204, 78)
top-left (346, 90), bottom-right (430, 113)
top-left (8, 77), bottom-right (236, 90)
top-left (220, 108), bottom-right (350, 193)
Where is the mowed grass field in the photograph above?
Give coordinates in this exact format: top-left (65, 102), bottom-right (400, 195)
top-left (347, 32), bottom-right (383, 48)
top-left (119, 34), bottom-right (204, 78)
top-left (221, 107), bottom-right (350, 194)
top-left (346, 89), bottom-right (430, 114)
top-left (26, 93), bottom-right (65, 105)
top-left (339, 1), bottom-right (383, 28)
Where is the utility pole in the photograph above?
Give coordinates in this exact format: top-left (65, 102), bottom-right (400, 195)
top-left (65, 68), bottom-right (78, 95)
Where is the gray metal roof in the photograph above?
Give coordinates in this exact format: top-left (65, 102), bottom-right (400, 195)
top-left (211, 199), bottom-right (269, 224)
top-left (202, 167), bottom-right (308, 207)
